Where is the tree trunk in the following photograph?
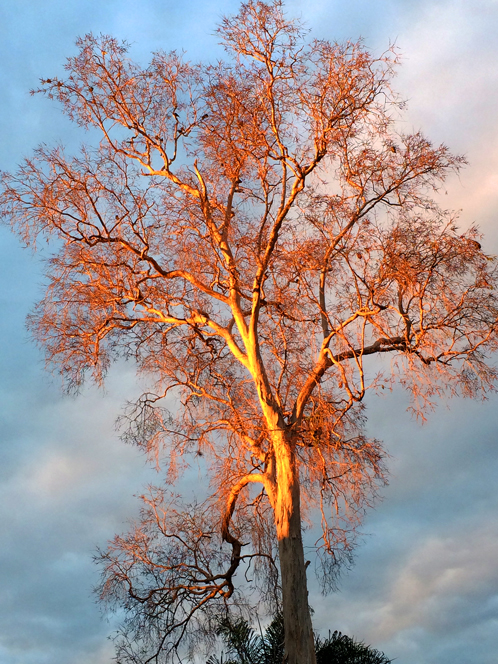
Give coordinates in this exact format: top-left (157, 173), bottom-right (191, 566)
top-left (274, 432), bottom-right (316, 664)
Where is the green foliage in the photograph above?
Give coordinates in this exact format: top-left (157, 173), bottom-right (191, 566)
top-left (315, 631), bottom-right (392, 664)
top-left (206, 613), bottom-right (284, 664)
top-left (205, 613), bottom-right (392, 664)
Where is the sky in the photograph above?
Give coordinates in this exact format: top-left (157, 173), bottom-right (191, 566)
top-left (0, 1), bottom-right (498, 663)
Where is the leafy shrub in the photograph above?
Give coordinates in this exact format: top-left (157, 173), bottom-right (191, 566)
top-left (206, 613), bottom-right (392, 664)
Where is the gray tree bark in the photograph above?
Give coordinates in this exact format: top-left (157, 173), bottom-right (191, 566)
top-left (274, 433), bottom-right (316, 664)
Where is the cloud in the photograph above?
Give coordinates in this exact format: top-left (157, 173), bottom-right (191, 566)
top-left (370, 525), bottom-right (498, 664)
top-left (307, 387), bottom-right (498, 664)
top-left (309, 517), bottom-right (498, 663)
top-left (387, 0), bottom-right (498, 234)
top-left (376, 526), bottom-right (498, 637)
top-left (0, 355), bottom-right (155, 663)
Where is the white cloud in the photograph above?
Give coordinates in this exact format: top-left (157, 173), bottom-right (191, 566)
top-left (374, 525), bottom-right (498, 639)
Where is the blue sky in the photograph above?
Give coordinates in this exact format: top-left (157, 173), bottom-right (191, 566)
top-left (1, 1), bottom-right (498, 663)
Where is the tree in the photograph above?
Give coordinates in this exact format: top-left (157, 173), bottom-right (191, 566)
top-left (207, 612), bottom-right (392, 664)
top-left (1, 1), bottom-right (497, 662)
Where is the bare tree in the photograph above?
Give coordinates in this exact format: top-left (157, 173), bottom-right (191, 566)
top-left (2, 2), bottom-right (498, 662)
